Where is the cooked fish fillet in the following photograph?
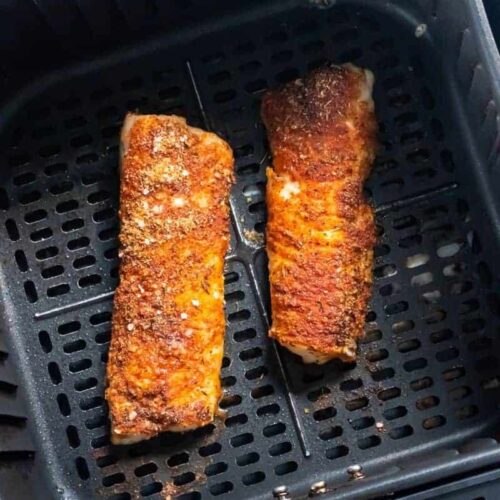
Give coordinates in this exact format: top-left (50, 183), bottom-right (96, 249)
top-left (106, 114), bottom-right (233, 444)
top-left (262, 64), bottom-right (377, 364)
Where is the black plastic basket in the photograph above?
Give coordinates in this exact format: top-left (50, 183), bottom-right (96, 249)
top-left (1, 1), bottom-right (500, 498)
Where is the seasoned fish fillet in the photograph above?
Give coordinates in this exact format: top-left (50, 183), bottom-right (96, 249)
top-left (262, 64), bottom-right (377, 364)
top-left (106, 114), bottom-right (233, 444)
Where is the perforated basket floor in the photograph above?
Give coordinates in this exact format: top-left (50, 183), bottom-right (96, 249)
top-left (1, 2), bottom-right (500, 499)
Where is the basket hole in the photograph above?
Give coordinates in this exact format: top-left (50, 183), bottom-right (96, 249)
top-left (404, 357), bottom-right (427, 372)
top-left (346, 397), bottom-right (368, 411)
top-left (245, 365), bottom-right (269, 380)
top-left (199, 442), bottom-right (221, 457)
top-left (469, 337), bottom-right (492, 352)
top-left (378, 387), bottom-right (401, 401)
top-left (358, 435), bottom-right (381, 449)
top-left (424, 308), bottom-right (447, 324)
top-left (406, 253), bottom-right (429, 269)
top-left (210, 482), bottom-right (233, 496)
top-left (411, 272), bottom-right (433, 287)
top-left (430, 328), bottom-right (454, 344)
top-left (38, 331), bottom-right (52, 353)
top-left (68, 236), bottom-right (90, 250)
top-left (66, 425), bottom-right (80, 448)
top-left (374, 264), bottom-right (397, 278)
top-left (228, 309), bottom-right (251, 322)
top-left (326, 445), bottom-right (349, 460)
top-left (93, 208), bottom-right (115, 222)
top-left (62, 218), bottom-right (84, 232)
top-left (449, 385), bottom-right (472, 401)
top-left (208, 71), bottom-right (231, 84)
top-left (205, 462), bottom-right (228, 477)
top-left (79, 274), bottom-right (102, 287)
top-left (319, 425), bottom-right (343, 440)
top-left (231, 432), bottom-right (253, 447)
top-left (15, 250), bottom-right (28, 272)
top-left (307, 386), bottom-right (330, 402)
top-left (462, 318), bottom-right (485, 334)
top-left (65, 116), bottom-right (87, 129)
top-left (89, 311), bottom-right (111, 326)
top-left (383, 406), bottom-right (407, 420)
top-left (76, 152), bottom-right (98, 165)
top-left (75, 377), bottom-right (97, 392)
top-left (242, 471), bottom-right (265, 486)
top-left (69, 358), bottom-right (91, 373)
top-left (389, 425), bottom-right (413, 439)
top-left (74, 255), bottom-right (96, 270)
top-left (56, 200), bottom-right (78, 213)
top-left (257, 403), bottom-right (280, 417)
top-left (340, 378), bottom-right (362, 391)
top-left (45, 163), bottom-right (67, 176)
top-left (236, 451), bottom-right (259, 467)
top-left (158, 85), bottom-right (181, 101)
top-left (225, 290), bottom-right (245, 303)
top-left (95, 330), bottom-right (111, 345)
top-left (410, 376), bottom-right (434, 393)
top-left (360, 329), bottom-right (382, 344)
top-left (443, 366), bottom-right (466, 382)
top-left (235, 328), bottom-right (257, 343)
top-left (0, 188), bottom-right (9, 210)
top-left (251, 384), bottom-right (274, 399)
top-left (6, 219), bottom-right (20, 241)
top-left (400, 234), bottom-right (422, 249)
top-left (239, 347), bottom-right (262, 361)
top-left (25, 209), bottom-right (47, 223)
top-left (275, 461), bottom-right (297, 476)
top-left (79, 396), bottom-right (104, 411)
top-left (36, 246), bottom-right (58, 260)
top-left (371, 367), bottom-right (395, 382)
top-left (313, 406), bottom-right (336, 421)
top-left (237, 163), bottom-right (260, 176)
top-left (423, 415), bottom-right (446, 429)
top-left (42, 265), bottom-right (64, 279)
top-left (269, 441), bottom-right (292, 456)
top-left (366, 348), bottom-right (388, 362)
top-left (91, 435), bottom-right (109, 449)
top-left (416, 395), bottom-right (439, 411)
top-left (177, 493), bottom-right (200, 500)
top-left (75, 457), bottom-right (89, 480)
top-left (104, 247), bottom-right (119, 260)
top-left (398, 338), bottom-right (421, 353)
top-left (174, 472), bottom-right (195, 487)
top-left (219, 394), bottom-right (241, 410)
top-left (168, 452), bottom-right (189, 467)
top-left (437, 242), bottom-right (462, 258)
top-left (50, 181), bottom-right (73, 195)
top-left (63, 338), bottom-right (86, 354)
top-left (225, 413), bottom-right (248, 428)
top-left (24, 281), bottom-right (38, 303)
top-left (48, 362), bottom-right (62, 384)
top-left (392, 319), bottom-right (415, 335)
top-left (263, 422), bottom-right (286, 437)
top-left (19, 190), bottom-right (41, 205)
top-left (271, 49), bottom-right (293, 63)
top-left (85, 414), bottom-right (107, 430)
top-left (436, 347), bottom-right (459, 362)
top-left (461, 298), bottom-right (480, 316)
top-left (31, 227), bottom-right (53, 242)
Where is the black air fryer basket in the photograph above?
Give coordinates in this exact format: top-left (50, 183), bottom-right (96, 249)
top-left (2, 0), bottom-right (500, 498)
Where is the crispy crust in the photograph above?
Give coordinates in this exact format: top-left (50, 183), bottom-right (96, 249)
top-left (262, 64), bottom-right (377, 364)
top-left (106, 114), bottom-right (233, 444)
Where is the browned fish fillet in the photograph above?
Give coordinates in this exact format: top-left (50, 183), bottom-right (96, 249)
top-left (262, 64), bottom-right (377, 364)
top-left (106, 114), bottom-right (233, 444)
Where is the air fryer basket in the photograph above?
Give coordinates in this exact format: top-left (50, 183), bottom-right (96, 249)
top-left (1, 0), bottom-right (500, 498)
